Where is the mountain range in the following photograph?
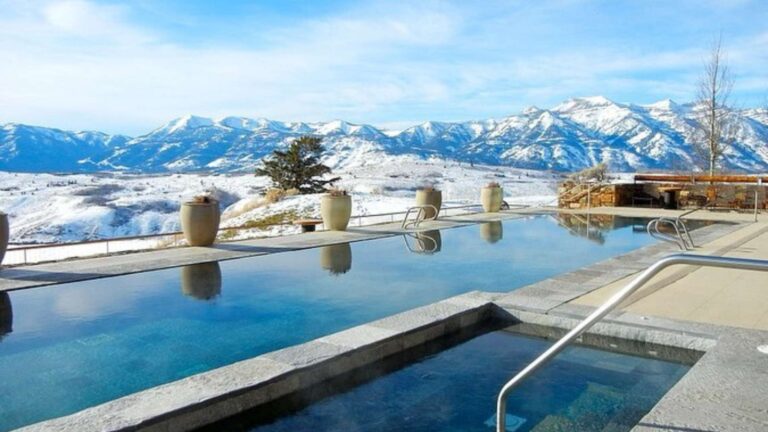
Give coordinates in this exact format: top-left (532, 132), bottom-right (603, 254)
top-left (2, 96), bottom-right (767, 173)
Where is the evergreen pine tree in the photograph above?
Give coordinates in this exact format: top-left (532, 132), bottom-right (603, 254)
top-left (255, 136), bottom-right (339, 193)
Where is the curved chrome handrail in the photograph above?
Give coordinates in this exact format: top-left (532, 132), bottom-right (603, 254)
top-left (647, 218), bottom-right (689, 250)
top-left (401, 205), bottom-right (439, 230)
top-left (658, 216), bottom-right (695, 249)
top-left (496, 254), bottom-right (768, 432)
top-left (647, 205), bottom-right (707, 251)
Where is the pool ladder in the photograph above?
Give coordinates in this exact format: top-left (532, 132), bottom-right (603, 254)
top-left (495, 254), bottom-right (768, 432)
top-left (401, 205), bottom-right (439, 230)
top-left (646, 208), bottom-right (703, 250)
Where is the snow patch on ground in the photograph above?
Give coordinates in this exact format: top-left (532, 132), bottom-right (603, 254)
top-left (0, 160), bottom-right (559, 244)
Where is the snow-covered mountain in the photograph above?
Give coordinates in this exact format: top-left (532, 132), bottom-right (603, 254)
top-left (2, 96), bottom-right (767, 173)
top-left (0, 123), bottom-right (130, 172)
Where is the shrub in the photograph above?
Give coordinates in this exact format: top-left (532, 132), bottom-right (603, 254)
top-left (255, 136), bottom-right (340, 193)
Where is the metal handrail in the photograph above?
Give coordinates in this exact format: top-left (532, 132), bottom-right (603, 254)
top-left (496, 254), bottom-right (768, 432)
top-left (659, 216), bottom-right (694, 248)
top-left (673, 207), bottom-right (704, 247)
top-left (401, 205), bottom-right (438, 230)
top-left (647, 218), bottom-right (689, 250)
top-left (647, 207), bottom-right (703, 251)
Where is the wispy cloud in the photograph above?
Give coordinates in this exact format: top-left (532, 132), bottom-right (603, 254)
top-left (0, 0), bottom-right (765, 134)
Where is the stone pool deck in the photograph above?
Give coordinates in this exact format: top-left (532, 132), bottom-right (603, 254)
top-left (7, 206), bottom-right (768, 432)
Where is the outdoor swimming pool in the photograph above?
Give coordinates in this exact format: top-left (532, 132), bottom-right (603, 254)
top-left (205, 324), bottom-right (695, 432)
top-left (0, 215), bottom-right (676, 430)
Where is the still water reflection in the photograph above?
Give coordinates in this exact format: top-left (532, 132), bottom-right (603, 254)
top-left (320, 243), bottom-right (353, 275)
top-left (0, 292), bottom-right (11, 340)
top-left (403, 230), bottom-right (442, 255)
top-left (180, 262), bottom-right (222, 301)
top-left (479, 221), bottom-right (503, 244)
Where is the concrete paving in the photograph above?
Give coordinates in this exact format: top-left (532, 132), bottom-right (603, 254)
top-left (571, 210), bottom-right (768, 330)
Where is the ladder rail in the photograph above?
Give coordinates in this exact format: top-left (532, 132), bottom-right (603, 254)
top-left (647, 218), bottom-right (689, 250)
top-left (658, 216), bottom-right (694, 249)
top-left (495, 254), bottom-right (768, 432)
top-left (401, 205), bottom-right (439, 230)
top-left (647, 205), bottom-right (706, 250)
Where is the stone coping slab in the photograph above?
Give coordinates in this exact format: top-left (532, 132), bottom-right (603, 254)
top-left (0, 212), bottom-right (524, 292)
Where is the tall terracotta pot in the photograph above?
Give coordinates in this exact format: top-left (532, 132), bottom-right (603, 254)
top-left (0, 213), bottom-right (8, 268)
top-left (415, 189), bottom-right (442, 219)
top-left (321, 195), bottom-right (352, 231)
top-left (481, 186), bottom-right (503, 212)
top-left (180, 200), bottom-right (220, 246)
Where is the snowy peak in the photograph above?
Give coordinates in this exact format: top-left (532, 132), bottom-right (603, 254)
top-left (643, 99), bottom-right (688, 117)
top-left (522, 106), bottom-right (542, 116)
top-left (160, 115), bottom-right (215, 134)
top-left (401, 121), bottom-right (448, 139)
top-left (1, 96), bottom-right (767, 174)
top-left (312, 120), bottom-right (384, 138)
top-left (645, 98), bottom-right (680, 111)
top-left (217, 116), bottom-right (260, 130)
top-left (553, 96), bottom-right (619, 113)
top-left (314, 120), bottom-right (351, 135)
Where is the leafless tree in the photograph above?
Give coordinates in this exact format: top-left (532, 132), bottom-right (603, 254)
top-left (692, 36), bottom-right (736, 176)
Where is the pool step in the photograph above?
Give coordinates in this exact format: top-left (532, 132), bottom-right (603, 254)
top-left (530, 382), bottom-right (625, 431)
top-left (530, 415), bottom-right (577, 431)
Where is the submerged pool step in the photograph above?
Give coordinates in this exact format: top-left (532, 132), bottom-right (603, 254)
top-left (529, 382), bottom-right (626, 432)
top-left (530, 415), bottom-right (576, 431)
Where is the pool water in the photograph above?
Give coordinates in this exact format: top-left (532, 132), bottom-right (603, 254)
top-left (0, 215), bottom-right (665, 430)
top-left (228, 327), bottom-right (693, 432)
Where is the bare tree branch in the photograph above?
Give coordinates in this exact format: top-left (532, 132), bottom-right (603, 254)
top-left (692, 35), bottom-right (736, 176)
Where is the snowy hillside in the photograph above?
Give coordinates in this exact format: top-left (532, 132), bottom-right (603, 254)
top-left (1, 96), bottom-right (767, 173)
top-left (0, 160), bottom-right (558, 244)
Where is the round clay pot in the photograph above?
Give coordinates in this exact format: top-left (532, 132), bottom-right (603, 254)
top-left (180, 262), bottom-right (222, 300)
top-left (412, 230), bottom-right (442, 254)
top-left (480, 221), bottom-right (503, 244)
top-left (180, 200), bottom-right (220, 246)
top-left (321, 195), bottom-right (352, 231)
top-left (481, 186), bottom-right (503, 212)
top-left (0, 213), bottom-right (8, 268)
top-left (415, 189), bottom-right (442, 219)
top-left (319, 243), bottom-right (352, 275)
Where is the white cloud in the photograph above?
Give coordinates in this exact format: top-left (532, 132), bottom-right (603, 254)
top-left (0, 0), bottom-right (765, 134)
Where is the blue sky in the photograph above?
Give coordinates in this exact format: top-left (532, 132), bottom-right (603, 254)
top-left (0, 0), bottom-right (766, 135)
